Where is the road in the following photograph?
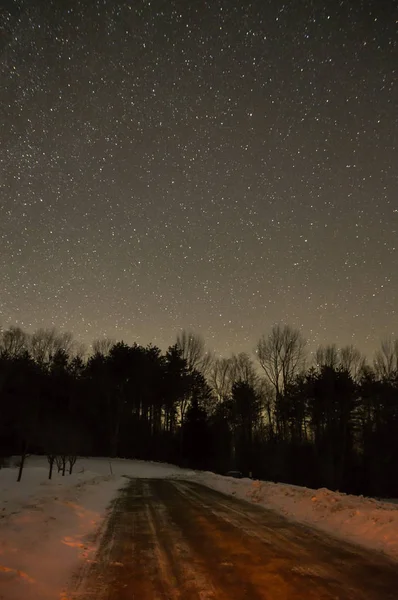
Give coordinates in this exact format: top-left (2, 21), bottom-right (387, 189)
top-left (69, 478), bottom-right (398, 599)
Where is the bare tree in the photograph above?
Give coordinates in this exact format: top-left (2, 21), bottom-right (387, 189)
top-left (176, 330), bottom-right (212, 375)
top-left (47, 454), bottom-right (57, 479)
top-left (29, 328), bottom-right (74, 363)
top-left (55, 455), bottom-right (66, 475)
top-left (340, 345), bottom-right (366, 381)
top-left (256, 377), bottom-right (274, 434)
top-left (0, 325), bottom-right (27, 356)
top-left (374, 338), bottom-right (398, 379)
top-left (17, 452), bottom-right (28, 483)
top-left (315, 343), bottom-right (366, 382)
top-left (315, 344), bottom-right (339, 370)
top-left (73, 342), bottom-right (87, 360)
top-left (29, 328), bottom-right (55, 363)
top-left (48, 453), bottom-right (78, 478)
top-left (230, 352), bottom-right (258, 387)
top-left (256, 324), bottom-right (306, 397)
top-left (68, 455), bottom-right (78, 474)
top-left (209, 357), bottom-right (235, 402)
top-left (92, 337), bottom-right (115, 356)
top-left (200, 350), bottom-right (214, 378)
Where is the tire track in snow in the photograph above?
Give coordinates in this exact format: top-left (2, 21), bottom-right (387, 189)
top-left (66, 478), bottom-right (398, 600)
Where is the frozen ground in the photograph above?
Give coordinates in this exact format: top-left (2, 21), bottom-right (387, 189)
top-left (0, 456), bottom-right (194, 600)
top-left (68, 478), bottom-right (398, 600)
top-left (193, 471), bottom-right (398, 562)
top-left (1, 456), bottom-right (398, 599)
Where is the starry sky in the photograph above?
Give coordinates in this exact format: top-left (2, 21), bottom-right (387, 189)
top-left (1, 0), bottom-right (397, 359)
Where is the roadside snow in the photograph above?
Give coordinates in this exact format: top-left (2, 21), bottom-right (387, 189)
top-left (2, 455), bottom-right (398, 599)
top-left (0, 455), bottom-right (194, 599)
top-left (193, 471), bottom-right (398, 562)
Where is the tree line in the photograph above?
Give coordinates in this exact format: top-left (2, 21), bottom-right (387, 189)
top-left (0, 324), bottom-right (397, 498)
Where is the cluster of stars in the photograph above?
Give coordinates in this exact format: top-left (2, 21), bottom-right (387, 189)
top-left (0, 0), bottom-right (396, 358)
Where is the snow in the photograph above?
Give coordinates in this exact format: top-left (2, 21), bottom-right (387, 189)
top-left (192, 471), bottom-right (398, 562)
top-left (2, 456), bottom-right (398, 600)
top-left (0, 455), bottom-right (194, 600)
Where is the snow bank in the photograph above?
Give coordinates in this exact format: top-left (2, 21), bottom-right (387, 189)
top-left (194, 471), bottom-right (398, 561)
top-left (73, 455), bottom-right (197, 479)
top-left (0, 455), bottom-right (194, 599)
top-left (3, 455), bottom-right (397, 599)
top-left (0, 455), bottom-right (195, 519)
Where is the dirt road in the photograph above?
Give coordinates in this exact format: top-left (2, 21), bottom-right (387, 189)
top-left (69, 478), bottom-right (398, 599)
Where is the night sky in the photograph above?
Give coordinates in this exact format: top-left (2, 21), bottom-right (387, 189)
top-left (1, 0), bottom-right (397, 358)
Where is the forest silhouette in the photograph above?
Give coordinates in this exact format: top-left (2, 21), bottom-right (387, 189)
top-left (1, 324), bottom-right (397, 498)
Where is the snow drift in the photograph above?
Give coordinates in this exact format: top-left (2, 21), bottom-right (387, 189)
top-left (1, 455), bottom-right (398, 600)
top-left (0, 456), bottom-right (194, 599)
top-left (193, 471), bottom-right (398, 561)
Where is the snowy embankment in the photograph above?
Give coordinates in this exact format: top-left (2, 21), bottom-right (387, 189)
top-left (0, 456), bottom-right (193, 600)
top-left (192, 470), bottom-right (398, 562)
top-left (2, 457), bottom-right (398, 599)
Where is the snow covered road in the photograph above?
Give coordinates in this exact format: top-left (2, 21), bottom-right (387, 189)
top-left (68, 478), bottom-right (398, 600)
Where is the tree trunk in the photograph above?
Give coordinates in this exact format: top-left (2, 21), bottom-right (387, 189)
top-left (17, 442), bottom-right (28, 482)
top-left (48, 456), bottom-right (54, 479)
